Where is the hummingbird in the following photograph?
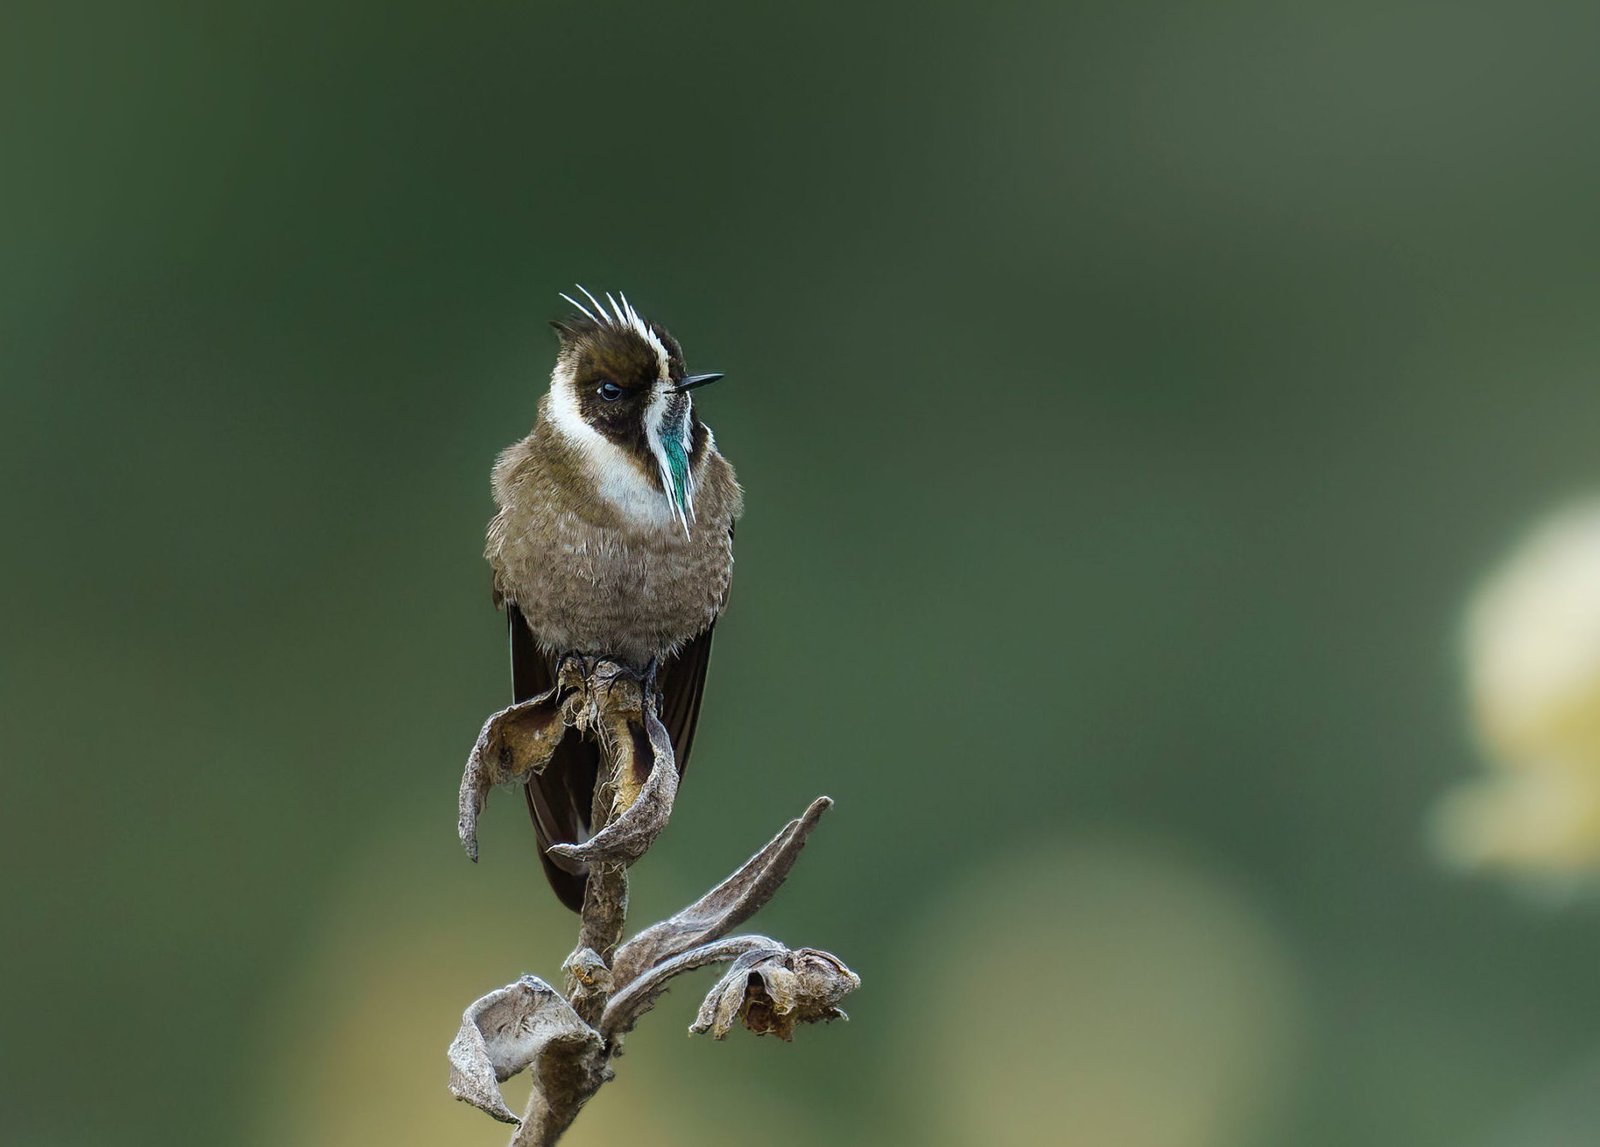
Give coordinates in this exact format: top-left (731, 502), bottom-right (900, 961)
top-left (485, 287), bottom-right (742, 912)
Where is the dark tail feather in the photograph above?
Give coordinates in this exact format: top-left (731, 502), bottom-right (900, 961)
top-left (524, 763), bottom-right (594, 913)
top-left (509, 604), bottom-right (595, 913)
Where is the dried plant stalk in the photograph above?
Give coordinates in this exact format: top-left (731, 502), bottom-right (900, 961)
top-left (449, 660), bottom-right (857, 1144)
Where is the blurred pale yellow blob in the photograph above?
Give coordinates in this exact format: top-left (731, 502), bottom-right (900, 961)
top-left (1433, 500), bottom-right (1600, 874)
top-left (893, 836), bottom-right (1303, 1147)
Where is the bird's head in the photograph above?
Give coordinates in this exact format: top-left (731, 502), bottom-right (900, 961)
top-left (546, 287), bottom-right (723, 531)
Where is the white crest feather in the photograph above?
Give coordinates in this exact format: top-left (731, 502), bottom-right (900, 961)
top-left (558, 291), bottom-right (601, 325)
top-left (560, 284), bottom-right (673, 391)
top-left (576, 284), bottom-right (610, 322)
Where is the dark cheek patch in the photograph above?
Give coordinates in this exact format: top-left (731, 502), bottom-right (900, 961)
top-left (567, 327), bottom-right (668, 455)
top-left (576, 386), bottom-right (649, 451)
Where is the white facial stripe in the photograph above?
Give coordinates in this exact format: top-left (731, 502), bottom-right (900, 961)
top-left (547, 362), bottom-right (676, 530)
top-left (642, 389), bottom-right (695, 535)
top-left (642, 390), bottom-right (676, 532)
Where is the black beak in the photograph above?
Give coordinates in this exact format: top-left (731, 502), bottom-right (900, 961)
top-left (670, 373), bottom-right (724, 394)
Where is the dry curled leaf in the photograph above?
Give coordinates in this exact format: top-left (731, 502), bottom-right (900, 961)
top-left (599, 935), bottom-right (780, 1041)
top-left (461, 657), bottom-right (680, 870)
top-left (458, 696), bottom-right (567, 861)
top-left (447, 975), bottom-right (603, 1125)
top-left (610, 796), bottom-right (832, 989)
top-left (546, 697), bottom-right (678, 867)
top-left (690, 947), bottom-right (860, 1041)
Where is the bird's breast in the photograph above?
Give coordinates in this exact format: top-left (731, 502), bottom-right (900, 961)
top-left (487, 425), bottom-right (742, 665)
top-left (491, 502), bottom-right (734, 667)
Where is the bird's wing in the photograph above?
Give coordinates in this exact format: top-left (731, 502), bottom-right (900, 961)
top-left (508, 602), bottom-right (597, 914)
top-left (656, 519), bottom-right (735, 775)
top-left (657, 622), bottom-right (715, 777)
top-left (658, 519), bottom-right (735, 775)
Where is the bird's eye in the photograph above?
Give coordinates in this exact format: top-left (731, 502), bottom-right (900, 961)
top-left (596, 381), bottom-right (624, 402)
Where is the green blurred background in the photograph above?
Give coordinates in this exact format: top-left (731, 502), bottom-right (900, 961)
top-left (7, 2), bottom-right (1600, 1144)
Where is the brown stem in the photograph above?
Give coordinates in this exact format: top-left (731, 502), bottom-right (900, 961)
top-left (566, 728), bottom-right (631, 1026)
top-left (507, 1042), bottom-right (609, 1147)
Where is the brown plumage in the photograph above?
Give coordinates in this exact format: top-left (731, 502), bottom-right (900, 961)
top-left (485, 294), bottom-right (742, 911)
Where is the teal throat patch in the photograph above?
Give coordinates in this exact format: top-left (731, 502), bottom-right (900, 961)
top-left (664, 434), bottom-right (691, 514)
